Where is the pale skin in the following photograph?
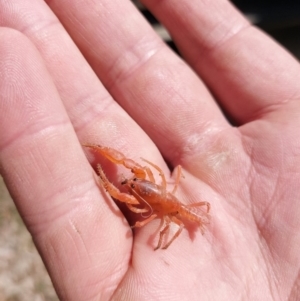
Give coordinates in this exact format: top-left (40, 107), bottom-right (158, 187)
top-left (0, 0), bottom-right (300, 300)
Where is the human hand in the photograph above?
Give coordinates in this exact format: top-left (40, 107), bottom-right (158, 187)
top-left (0, 0), bottom-right (300, 300)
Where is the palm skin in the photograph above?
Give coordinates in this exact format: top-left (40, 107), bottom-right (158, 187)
top-left (0, 0), bottom-right (300, 300)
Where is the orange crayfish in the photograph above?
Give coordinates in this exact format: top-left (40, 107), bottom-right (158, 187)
top-left (84, 144), bottom-right (210, 250)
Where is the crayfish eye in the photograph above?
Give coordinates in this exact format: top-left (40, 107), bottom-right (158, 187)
top-left (133, 178), bottom-right (137, 181)
top-left (130, 183), bottom-right (135, 189)
top-left (121, 179), bottom-right (128, 185)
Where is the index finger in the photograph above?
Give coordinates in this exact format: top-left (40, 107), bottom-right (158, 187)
top-left (46, 0), bottom-right (230, 165)
top-left (0, 29), bottom-right (130, 301)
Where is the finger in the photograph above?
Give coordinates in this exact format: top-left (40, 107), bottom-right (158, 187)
top-left (142, 0), bottom-right (300, 123)
top-left (0, 28), bottom-right (130, 300)
top-left (0, 0), bottom-right (163, 165)
top-left (45, 0), bottom-right (231, 164)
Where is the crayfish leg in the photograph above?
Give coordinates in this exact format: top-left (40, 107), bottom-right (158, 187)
top-left (172, 165), bottom-right (183, 195)
top-left (141, 158), bottom-right (167, 195)
top-left (143, 166), bottom-right (155, 183)
top-left (96, 164), bottom-right (139, 205)
top-left (162, 216), bottom-right (184, 250)
top-left (126, 203), bottom-right (149, 214)
top-left (187, 201), bottom-right (211, 213)
top-left (154, 216), bottom-right (173, 250)
top-left (131, 214), bottom-right (157, 228)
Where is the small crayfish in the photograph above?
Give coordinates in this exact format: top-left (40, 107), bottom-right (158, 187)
top-left (84, 144), bottom-right (210, 250)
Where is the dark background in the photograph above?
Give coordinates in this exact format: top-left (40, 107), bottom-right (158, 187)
top-left (135, 0), bottom-right (300, 59)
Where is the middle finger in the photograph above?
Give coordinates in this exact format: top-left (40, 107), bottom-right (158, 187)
top-left (45, 0), bottom-right (230, 163)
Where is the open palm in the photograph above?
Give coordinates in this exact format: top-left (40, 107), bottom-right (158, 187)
top-left (1, 0), bottom-right (300, 300)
